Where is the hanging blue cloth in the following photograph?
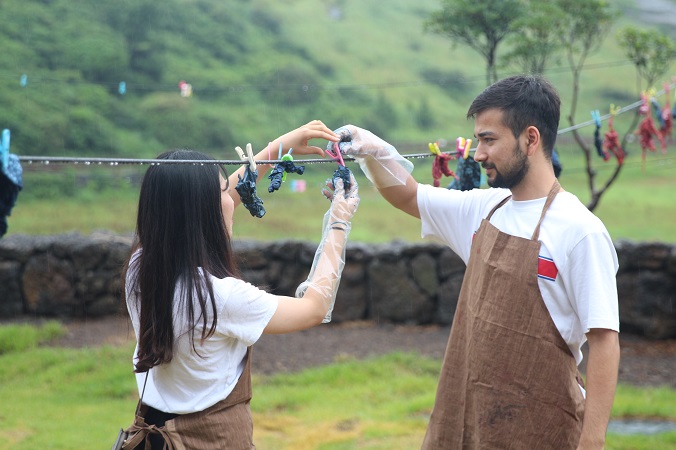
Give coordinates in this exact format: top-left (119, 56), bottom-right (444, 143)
top-left (235, 166), bottom-right (265, 218)
top-left (447, 157), bottom-right (480, 191)
top-left (332, 165), bottom-right (352, 191)
top-left (268, 160), bottom-right (305, 193)
top-left (551, 148), bottom-right (563, 178)
top-left (0, 153), bottom-right (23, 237)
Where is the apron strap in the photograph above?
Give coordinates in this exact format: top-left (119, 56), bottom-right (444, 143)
top-left (531, 180), bottom-right (561, 241)
top-left (486, 195), bottom-right (512, 221)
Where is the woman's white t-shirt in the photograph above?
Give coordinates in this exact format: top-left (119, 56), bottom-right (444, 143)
top-left (417, 184), bottom-right (619, 365)
top-left (126, 261), bottom-right (278, 414)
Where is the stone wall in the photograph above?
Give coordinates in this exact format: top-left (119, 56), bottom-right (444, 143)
top-left (1, 233), bottom-right (674, 338)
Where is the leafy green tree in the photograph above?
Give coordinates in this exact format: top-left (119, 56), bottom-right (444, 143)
top-left (618, 26), bottom-right (676, 93)
top-left (503, 2), bottom-right (566, 74)
top-left (615, 26), bottom-right (676, 181)
top-left (425, 0), bottom-right (525, 86)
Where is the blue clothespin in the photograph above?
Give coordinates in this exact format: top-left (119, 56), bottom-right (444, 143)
top-left (118, 81), bottom-right (126, 95)
top-left (1, 129), bottom-right (10, 174)
top-left (591, 110), bottom-right (601, 128)
top-left (20, 74), bottom-right (27, 88)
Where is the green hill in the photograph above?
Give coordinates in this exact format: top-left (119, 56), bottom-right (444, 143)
top-left (1, 0), bottom-right (674, 160)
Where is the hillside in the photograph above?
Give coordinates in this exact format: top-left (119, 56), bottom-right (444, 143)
top-left (1, 0), bottom-right (674, 160)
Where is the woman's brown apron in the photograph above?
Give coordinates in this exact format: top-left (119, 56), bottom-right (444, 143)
top-left (422, 181), bottom-right (585, 450)
top-left (123, 347), bottom-right (255, 450)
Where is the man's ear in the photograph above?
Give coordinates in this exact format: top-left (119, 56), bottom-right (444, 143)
top-left (524, 126), bottom-right (540, 155)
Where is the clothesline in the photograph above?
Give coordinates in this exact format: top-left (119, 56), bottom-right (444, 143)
top-left (14, 82), bottom-right (675, 166)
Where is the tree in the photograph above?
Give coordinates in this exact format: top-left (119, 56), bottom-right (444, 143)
top-left (557, 0), bottom-right (618, 211)
top-left (425, 0), bottom-right (524, 86)
top-left (616, 26), bottom-right (676, 174)
top-left (618, 26), bottom-right (676, 94)
top-left (503, 2), bottom-right (566, 75)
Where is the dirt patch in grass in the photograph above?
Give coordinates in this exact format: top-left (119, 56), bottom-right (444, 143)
top-left (42, 315), bottom-right (676, 388)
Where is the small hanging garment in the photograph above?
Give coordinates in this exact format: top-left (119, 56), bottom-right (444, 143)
top-left (603, 116), bottom-right (625, 165)
top-left (0, 138), bottom-right (23, 238)
top-left (332, 165), bottom-right (352, 191)
top-left (235, 166), bottom-right (265, 218)
top-left (447, 157), bottom-right (481, 191)
top-left (432, 152), bottom-right (456, 187)
top-left (268, 157), bottom-right (305, 193)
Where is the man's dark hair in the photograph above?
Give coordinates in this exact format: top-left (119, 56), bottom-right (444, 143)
top-left (467, 75), bottom-right (560, 158)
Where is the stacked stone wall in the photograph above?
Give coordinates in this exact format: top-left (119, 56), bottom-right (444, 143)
top-left (1, 234), bottom-right (674, 338)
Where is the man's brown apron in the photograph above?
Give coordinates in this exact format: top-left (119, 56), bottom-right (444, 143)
top-left (123, 347), bottom-right (255, 450)
top-left (422, 181), bottom-right (585, 450)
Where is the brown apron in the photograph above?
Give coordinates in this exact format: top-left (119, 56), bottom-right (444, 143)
top-left (123, 347), bottom-right (255, 450)
top-left (422, 181), bottom-right (585, 450)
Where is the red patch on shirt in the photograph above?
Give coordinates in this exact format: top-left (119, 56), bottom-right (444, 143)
top-left (538, 256), bottom-right (558, 281)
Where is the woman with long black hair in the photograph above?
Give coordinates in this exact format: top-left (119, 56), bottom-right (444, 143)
top-left (122, 120), bottom-right (359, 449)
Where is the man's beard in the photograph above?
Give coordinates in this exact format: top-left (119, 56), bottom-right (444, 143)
top-left (483, 142), bottom-right (529, 189)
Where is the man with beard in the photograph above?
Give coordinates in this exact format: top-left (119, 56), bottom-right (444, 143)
top-left (335, 75), bottom-right (620, 450)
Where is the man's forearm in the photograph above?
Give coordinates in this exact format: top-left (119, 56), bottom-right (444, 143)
top-left (577, 328), bottom-right (620, 449)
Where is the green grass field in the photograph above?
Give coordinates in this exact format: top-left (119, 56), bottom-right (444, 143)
top-left (0, 324), bottom-right (674, 450)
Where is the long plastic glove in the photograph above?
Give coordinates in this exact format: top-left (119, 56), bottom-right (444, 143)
top-left (330, 125), bottom-right (413, 188)
top-left (295, 171), bottom-right (359, 323)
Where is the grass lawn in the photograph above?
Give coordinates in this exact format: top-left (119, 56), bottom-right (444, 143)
top-left (0, 323), bottom-right (675, 449)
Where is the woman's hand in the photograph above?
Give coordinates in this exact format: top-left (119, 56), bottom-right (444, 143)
top-left (271, 120), bottom-right (339, 157)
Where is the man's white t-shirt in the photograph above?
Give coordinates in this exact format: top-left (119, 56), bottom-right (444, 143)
top-left (417, 184), bottom-right (619, 365)
top-left (127, 262), bottom-right (278, 414)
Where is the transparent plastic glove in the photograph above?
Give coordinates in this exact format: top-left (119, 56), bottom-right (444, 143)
top-left (296, 172), bottom-right (359, 323)
top-left (330, 124), bottom-right (413, 188)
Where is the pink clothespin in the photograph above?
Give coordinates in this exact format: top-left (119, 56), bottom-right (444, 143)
top-left (456, 137), bottom-right (472, 159)
top-left (326, 142), bottom-right (345, 166)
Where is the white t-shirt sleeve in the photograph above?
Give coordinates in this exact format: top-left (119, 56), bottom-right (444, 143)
top-left (212, 277), bottom-right (278, 347)
top-left (562, 232), bottom-right (619, 333)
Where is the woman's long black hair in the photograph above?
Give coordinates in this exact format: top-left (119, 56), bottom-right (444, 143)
top-left (124, 150), bottom-right (240, 373)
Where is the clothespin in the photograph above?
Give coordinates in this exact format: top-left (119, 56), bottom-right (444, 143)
top-left (235, 143), bottom-right (256, 172)
top-left (326, 142), bottom-right (345, 166)
top-left (456, 137), bottom-right (472, 159)
top-left (591, 110), bottom-right (601, 128)
top-left (235, 144), bottom-right (265, 217)
top-left (1, 129), bottom-right (10, 173)
top-left (428, 142), bottom-right (442, 155)
top-left (20, 74), bottom-right (27, 88)
top-left (609, 104), bottom-right (621, 117)
top-left (280, 147), bottom-right (295, 182)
